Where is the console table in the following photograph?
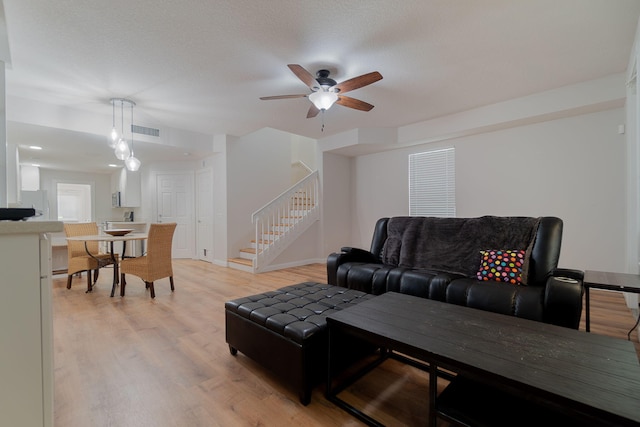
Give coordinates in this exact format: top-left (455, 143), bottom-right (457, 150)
top-left (326, 292), bottom-right (640, 427)
top-left (584, 270), bottom-right (640, 334)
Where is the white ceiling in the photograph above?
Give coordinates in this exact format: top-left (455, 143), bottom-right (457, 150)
top-left (3, 0), bottom-right (640, 172)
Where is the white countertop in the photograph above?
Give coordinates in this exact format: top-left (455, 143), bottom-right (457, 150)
top-left (0, 221), bottom-right (63, 235)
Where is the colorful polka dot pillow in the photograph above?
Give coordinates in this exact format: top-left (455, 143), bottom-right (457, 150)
top-left (476, 249), bottom-right (526, 285)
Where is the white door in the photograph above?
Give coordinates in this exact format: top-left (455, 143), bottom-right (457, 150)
top-left (156, 173), bottom-right (194, 258)
top-left (196, 169), bottom-right (213, 262)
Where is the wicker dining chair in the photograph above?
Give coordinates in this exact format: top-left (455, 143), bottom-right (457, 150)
top-left (64, 222), bottom-right (118, 292)
top-left (120, 222), bottom-right (177, 298)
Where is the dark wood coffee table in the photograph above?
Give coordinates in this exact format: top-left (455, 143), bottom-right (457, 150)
top-left (326, 292), bottom-right (640, 427)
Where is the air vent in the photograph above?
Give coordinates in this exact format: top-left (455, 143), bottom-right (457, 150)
top-left (131, 124), bottom-right (160, 137)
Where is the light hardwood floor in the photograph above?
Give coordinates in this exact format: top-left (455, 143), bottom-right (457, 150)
top-left (52, 260), bottom-right (640, 426)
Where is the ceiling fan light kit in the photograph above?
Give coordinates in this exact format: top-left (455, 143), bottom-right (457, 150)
top-left (260, 64), bottom-right (383, 129)
top-left (309, 90), bottom-right (338, 110)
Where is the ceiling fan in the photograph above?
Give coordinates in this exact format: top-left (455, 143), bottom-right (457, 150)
top-left (260, 64), bottom-right (383, 119)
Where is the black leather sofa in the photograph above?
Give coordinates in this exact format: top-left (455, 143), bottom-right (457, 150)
top-left (327, 216), bottom-right (584, 329)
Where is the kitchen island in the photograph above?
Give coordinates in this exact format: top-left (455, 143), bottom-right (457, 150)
top-left (0, 220), bottom-right (63, 427)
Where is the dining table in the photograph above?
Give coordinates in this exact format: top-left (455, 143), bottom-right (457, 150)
top-left (66, 231), bottom-right (148, 297)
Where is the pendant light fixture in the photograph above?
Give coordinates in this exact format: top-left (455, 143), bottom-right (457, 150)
top-left (109, 98), bottom-right (140, 170)
top-left (110, 100), bottom-right (118, 145)
top-left (124, 101), bottom-right (140, 171)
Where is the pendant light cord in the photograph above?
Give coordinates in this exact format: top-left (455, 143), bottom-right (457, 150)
top-left (130, 102), bottom-right (134, 155)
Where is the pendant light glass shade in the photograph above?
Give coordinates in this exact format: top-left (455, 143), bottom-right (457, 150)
top-left (124, 100), bottom-right (141, 171)
top-left (109, 100), bottom-right (118, 144)
top-left (114, 138), bottom-right (130, 160)
top-left (125, 154), bottom-right (141, 171)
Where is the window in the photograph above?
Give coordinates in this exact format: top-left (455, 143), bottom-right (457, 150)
top-left (57, 183), bottom-right (92, 222)
top-left (409, 147), bottom-right (455, 217)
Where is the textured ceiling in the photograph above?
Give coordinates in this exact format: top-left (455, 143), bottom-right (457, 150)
top-left (3, 0), bottom-right (640, 171)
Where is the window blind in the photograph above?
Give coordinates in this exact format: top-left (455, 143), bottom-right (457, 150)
top-left (409, 147), bottom-right (455, 217)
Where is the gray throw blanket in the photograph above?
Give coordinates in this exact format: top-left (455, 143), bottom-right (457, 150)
top-left (381, 216), bottom-right (541, 281)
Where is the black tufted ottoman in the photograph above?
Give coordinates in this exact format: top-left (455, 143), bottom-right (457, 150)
top-left (225, 282), bottom-right (375, 405)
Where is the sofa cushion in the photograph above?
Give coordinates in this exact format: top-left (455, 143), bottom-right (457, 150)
top-left (381, 216), bottom-right (540, 280)
top-left (476, 249), bottom-right (526, 285)
top-left (448, 278), bottom-right (545, 321)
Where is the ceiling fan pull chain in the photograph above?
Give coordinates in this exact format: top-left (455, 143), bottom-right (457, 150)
top-left (321, 111), bottom-right (325, 132)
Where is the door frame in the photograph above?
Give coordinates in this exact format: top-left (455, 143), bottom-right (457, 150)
top-left (195, 168), bottom-right (214, 263)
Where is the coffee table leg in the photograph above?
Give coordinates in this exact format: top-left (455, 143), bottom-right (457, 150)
top-left (585, 285), bottom-right (591, 332)
top-left (429, 363), bottom-right (438, 427)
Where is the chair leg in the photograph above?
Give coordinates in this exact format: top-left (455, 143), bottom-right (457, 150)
top-left (67, 275), bottom-right (73, 289)
top-left (170, 276), bottom-right (174, 292)
top-left (147, 282), bottom-right (155, 299)
top-left (94, 269), bottom-right (99, 282)
top-left (120, 273), bottom-right (126, 296)
top-left (86, 271), bottom-right (93, 293)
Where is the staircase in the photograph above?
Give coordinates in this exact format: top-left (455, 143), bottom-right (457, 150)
top-left (228, 171), bottom-right (320, 273)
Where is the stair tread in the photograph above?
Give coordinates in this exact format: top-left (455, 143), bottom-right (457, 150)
top-left (240, 248), bottom-right (262, 254)
top-left (228, 257), bottom-right (252, 266)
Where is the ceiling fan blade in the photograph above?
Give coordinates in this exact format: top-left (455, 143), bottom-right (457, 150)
top-left (306, 104), bottom-right (320, 118)
top-left (334, 71), bottom-right (383, 94)
top-left (260, 94), bottom-right (307, 100)
top-left (336, 95), bottom-right (375, 112)
top-left (288, 64), bottom-right (318, 90)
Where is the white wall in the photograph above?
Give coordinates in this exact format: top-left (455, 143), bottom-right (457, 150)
top-left (226, 128), bottom-right (294, 256)
top-left (344, 108), bottom-right (627, 272)
top-left (291, 134), bottom-right (317, 170)
top-left (208, 135), bottom-right (229, 265)
top-left (321, 152), bottom-right (355, 254)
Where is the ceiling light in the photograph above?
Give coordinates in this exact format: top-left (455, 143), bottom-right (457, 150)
top-left (110, 98), bottom-right (141, 170)
top-left (114, 138), bottom-right (130, 160)
top-left (125, 100), bottom-right (140, 171)
top-left (125, 155), bottom-right (140, 171)
top-left (108, 164), bottom-right (119, 168)
top-left (309, 89), bottom-right (338, 111)
top-left (110, 99), bottom-right (118, 143)
top-left (29, 145), bottom-right (42, 150)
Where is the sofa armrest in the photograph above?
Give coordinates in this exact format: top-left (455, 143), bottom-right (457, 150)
top-left (327, 247), bottom-right (380, 286)
top-left (339, 247), bottom-right (380, 262)
top-left (543, 270), bottom-right (585, 329)
top-left (551, 268), bottom-right (584, 282)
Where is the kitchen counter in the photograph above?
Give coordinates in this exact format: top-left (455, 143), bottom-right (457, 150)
top-left (0, 221), bottom-right (63, 235)
top-left (0, 219), bottom-right (61, 426)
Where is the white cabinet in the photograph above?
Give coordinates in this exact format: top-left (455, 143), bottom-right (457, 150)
top-left (0, 221), bottom-right (63, 427)
top-left (111, 167), bottom-right (141, 207)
